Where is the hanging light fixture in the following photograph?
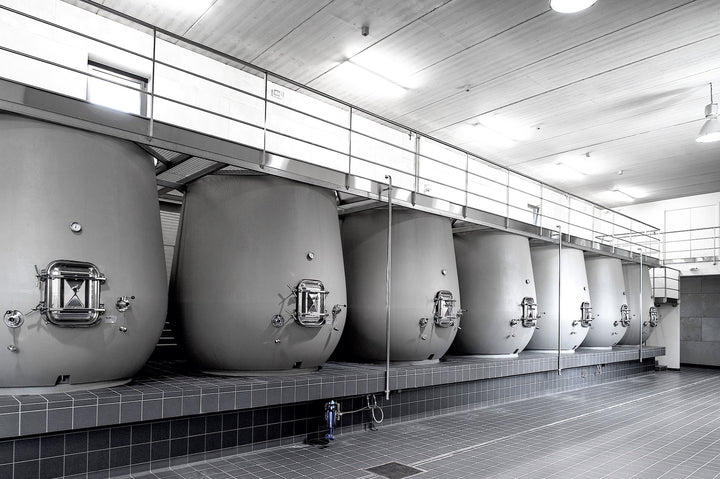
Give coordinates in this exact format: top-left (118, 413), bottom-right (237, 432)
top-left (697, 83), bottom-right (720, 143)
top-left (550, 0), bottom-right (597, 13)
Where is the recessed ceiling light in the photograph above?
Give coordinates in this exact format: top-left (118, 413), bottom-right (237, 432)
top-left (550, 0), bottom-right (597, 13)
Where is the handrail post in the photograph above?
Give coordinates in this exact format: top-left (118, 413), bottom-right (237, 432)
top-left (148, 27), bottom-right (157, 139)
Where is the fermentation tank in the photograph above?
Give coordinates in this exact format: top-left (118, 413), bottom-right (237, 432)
top-left (526, 245), bottom-right (592, 352)
top-left (453, 230), bottom-right (537, 356)
top-left (0, 114), bottom-right (167, 392)
top-left (619, 263), bottom-right (658, 344)
top-left (172, 175), bottom-right (346, 374)
top-left (340, 209), bottom-right (460, 362)
top-left (582, 256), bottom-right (629, 348)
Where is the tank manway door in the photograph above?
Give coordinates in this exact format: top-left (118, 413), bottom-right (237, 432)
top-left (511, 297), bottom-right (537, 328)
top-left (433, 290), bottom-right (460, 327)
top-left (647, 306), bottom-right (659, 327)
top-left (293, 279), bottom-right (330, 327)
top-left (575, 301), bottom-right (593, 328)
top-left (616, 304), bottom-right (631, 327)
top-left (37, 260), bottom-right (106, 327)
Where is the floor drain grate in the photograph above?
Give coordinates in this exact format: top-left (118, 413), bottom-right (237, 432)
top-left (366, 462), bottom-right (424, 478)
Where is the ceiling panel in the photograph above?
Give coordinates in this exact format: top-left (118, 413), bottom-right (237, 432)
top-left (60, 0), bottom-right (720, 209)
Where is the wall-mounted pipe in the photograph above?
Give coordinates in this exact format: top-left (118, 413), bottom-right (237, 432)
top-left (384, 175), bottom-right (393, 400)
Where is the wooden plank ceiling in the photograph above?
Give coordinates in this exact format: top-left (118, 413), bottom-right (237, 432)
top-left (65, 0), bottom-right (720, 207)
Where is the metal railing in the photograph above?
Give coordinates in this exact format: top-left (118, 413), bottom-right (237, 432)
top-left (0, 1), bottom-right (661, 260)
top-left (662, 226), bottom-right (720, 264)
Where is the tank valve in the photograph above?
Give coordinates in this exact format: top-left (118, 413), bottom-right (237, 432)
top-left (274, 339), bottom-right (281, 344)
top-left (271, 314), bottom-right (285, 328)
top-left (7, 345), bottom-right (18, 353)
top-left (331, 304), bottom-right (345, 319)
top-left (119, 326), bottom-right (128, 333)
top-left (419, 317), bottom-right (429, 327)
top-left (115, 296), bottom-right (135, 313)
top-left (4, 310), bottom-right (24, 328)
top-left (648, 306), bottom-right (659, 327)
top-left (325, 400), bottom-right (339, 440)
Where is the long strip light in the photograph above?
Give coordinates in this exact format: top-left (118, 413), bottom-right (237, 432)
top-left (337, 60), bottom-right (407, 97)
top-left (610, 189), bottom-right (634, 202)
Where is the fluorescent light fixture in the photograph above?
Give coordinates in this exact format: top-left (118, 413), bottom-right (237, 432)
top-left (609, 189), bottom-right (634, 202)
top-left (473, 122), bottom-right (517, 148)
top-left (697, 83), bottom-right (720, 143)
top-left (479, 116), bottom-right (538, 141)
top-left (549, 162), bottom-right (585, 181)
top-left (550, 0), bottom-right (597, 13)
top-left (336, 60), bottom-right (407, 97)
top-left (151, 0), bottom-right (213, 14)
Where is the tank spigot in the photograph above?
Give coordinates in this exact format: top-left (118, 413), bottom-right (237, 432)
top-left (7, 344), bottom-right (18, 353)
top-left (115, 296), bottom-right (135, 313)
top-left (325, 400), bottom-right (339, 440)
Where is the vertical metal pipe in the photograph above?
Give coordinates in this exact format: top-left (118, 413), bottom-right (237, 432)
top-left (148, 28), bottom-right (157, 139)
top-left (384, 174), bottom-right (393, 400)
top-left (639, 249), bottom-right (643, 363)
top-left (557, 225), bottom-right (562, 375)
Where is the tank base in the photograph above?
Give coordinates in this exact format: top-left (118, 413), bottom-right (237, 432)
top-left (200, 367), bottom-right (321, 377)
top-left (527, 349), bottom-right (577, 354)
top-left (461, 353), bottom-right (519, 359)
top-left (580, 346), bottom-right (613, 350)
top-left (0, 377), bottom-right (131, 395)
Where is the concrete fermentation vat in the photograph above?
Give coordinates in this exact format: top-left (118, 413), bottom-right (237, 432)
top-left (340, 208), bottom-right (460, 362)
top-left (527, 245), bottom-right (592, 352)
top-left (582, 256), bottom-right (629, 348)
top-left (453, 230), bottom-right (537, 356)
top-left (619, 263), bottom-right (658, 344)
top-left (172, 175), bottom-right (347, 374)
top-left (0, 114), bottom-right (167, 392)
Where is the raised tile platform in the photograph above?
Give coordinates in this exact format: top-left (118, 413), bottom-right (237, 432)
top-left (0, 345), bottom-right (663, 440)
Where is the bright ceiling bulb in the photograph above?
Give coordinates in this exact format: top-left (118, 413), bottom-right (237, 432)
top-left (550, 0), bottom-right (597, 13)
top-left (697, 103), bottom-right (720, 143)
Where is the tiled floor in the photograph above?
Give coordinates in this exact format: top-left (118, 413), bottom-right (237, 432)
top-left (133, 367), bottom-right (720, 479)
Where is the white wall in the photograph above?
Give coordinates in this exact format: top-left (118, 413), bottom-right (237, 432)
top-left (646, 303), bottom-right (680, 369)
top-left (618, 193), bottom-right (720, 368)
top-left (616, 192), bottom-right (720, 276)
